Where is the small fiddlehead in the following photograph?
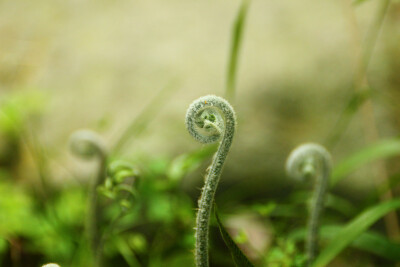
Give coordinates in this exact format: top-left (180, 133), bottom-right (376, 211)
top-left (69, 130), bottom-right (107, 266)
top-left (69, 130), bottom-right (106, 161)
top-left (185, 95), bottom-right (236, 267)
top-left (286, 143), bottom-right (332, 266)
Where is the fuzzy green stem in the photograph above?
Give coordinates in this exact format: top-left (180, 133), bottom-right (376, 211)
top-left (69, 130), bottom-right (107, 267)
top-left (185, 95), bottom-right (236, 267)
top-left (286, 143), bottom-right (332, 266)
top-left (88, 155), bottom-right (107, 267)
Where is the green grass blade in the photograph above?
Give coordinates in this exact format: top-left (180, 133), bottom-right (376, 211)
top-left (214, 206), bottom-right (254, 267)
top-left (325, 90), bottom-right (370, 148)
top-left (312, 199), bottom-right (400, 267)
top-left (331, 138), bottom-right (400, 186)
top-left (112, 81), bottom-right (180, 155)
top-left (290, 226), bottom-right (400, 261)
top-left (351, 229), bottom-right (400, 261)
top-left (226, 0), bottom-right (250, 101)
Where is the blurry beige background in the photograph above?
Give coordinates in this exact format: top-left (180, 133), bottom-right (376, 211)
top-left (1, 0), bottom-right (400, 199)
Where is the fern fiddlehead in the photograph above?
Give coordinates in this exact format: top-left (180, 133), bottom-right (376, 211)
top-left (286, 143), bottom-right (332, 266)
top-left (69, 130), bottom-right (107, 266)
top-left (185, 95), bottom-right (237, 267)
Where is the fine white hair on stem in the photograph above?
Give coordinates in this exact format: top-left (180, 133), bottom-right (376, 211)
top-left (286, 143), bottom-right (332, 266)
top-left (185, 95), bottom-right (236, 267)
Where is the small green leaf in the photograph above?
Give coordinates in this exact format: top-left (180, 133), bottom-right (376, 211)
top-left (115, 170), bottom-right (136, 183)
top-left (331, 139), bottom-right (400, 186)
top-left (313, 199), bottom-right (400, 267)
top-left (214, 206), bottom-right (254, 267)
top-left (234, 230), bottom-right (249, 244)
top-left (128, 233), bottom-right (148, 253)
top-left (119, 199), bottom-right (131, 209)
top-left (251, 202), bottom-right (276, 216)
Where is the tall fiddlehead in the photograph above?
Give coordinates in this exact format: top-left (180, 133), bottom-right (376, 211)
top-left (286, 143), bottom-right (332, 266)
top-left (185, 95), bottom-right (236, 267)
top-left (69, 130), bottom-right (107, 266)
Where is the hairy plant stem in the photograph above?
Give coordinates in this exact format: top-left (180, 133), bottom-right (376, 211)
top-left (94, 207), bottom-right (127, 267)
top-left (286, 143), bottom-right (332, 266)
top-left (186, 95), bottom-right (236, 267)
top-left (88, 155), bottom-right (107, 267)
top-left (69, 130), bottom-right (107, 267)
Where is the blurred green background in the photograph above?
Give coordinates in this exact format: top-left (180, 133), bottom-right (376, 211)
top-left (1, 0), bottom-right (400, 266)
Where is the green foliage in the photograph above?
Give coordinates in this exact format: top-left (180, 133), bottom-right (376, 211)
top-left (264, 239), bottom-right (307, 267)
top-left (290, 226), bottom-right (400, 261)
top-left (99, 160), bottom-right (139, 206)
top-left (0, 179), bottom-right (39, 237)
top-left (313, 199), bottom-right (400, 267)
top-left (0, 91), bottom-right (47, 135)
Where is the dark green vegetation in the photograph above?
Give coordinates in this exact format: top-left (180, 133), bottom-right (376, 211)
top-left (1, 0), bottom-right (400, 266)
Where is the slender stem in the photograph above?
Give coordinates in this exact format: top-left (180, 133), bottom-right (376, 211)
top-left (326, 0), bottom-right (391, 148)
top-left (186, 95), bottom-right (236, 267)
top-left (69, 130), bottom-right (107, 266)
top-left (356, 0), bottom-right (390, 88)
top-left (112, 81), bottom-right (179, 155)
top-left (87, 155), bottom-right (107, 267)
top-left (339, 0), bottom-right (400, 241)
top-left (286, 143), bottom-right (332, 266)
top-left (94, 208), bottom-right (127, 267)
top-left (306, 162), bottom-right (330, 265)
top-left (226, 0), bottom-right (250, 102)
